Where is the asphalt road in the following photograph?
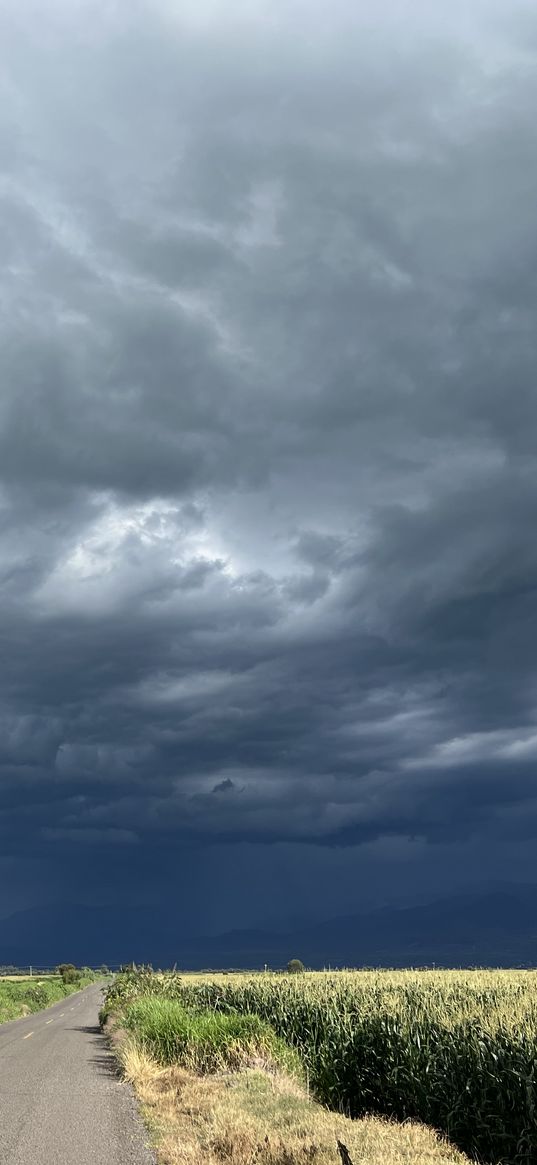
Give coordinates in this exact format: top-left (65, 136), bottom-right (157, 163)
top-left (0, 983), bottom-right (156, 1164)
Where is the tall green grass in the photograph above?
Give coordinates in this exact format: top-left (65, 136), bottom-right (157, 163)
top-left (101, 967), bottom-right (184, 1019)
top-left (121, 995), bottom-right (302, 1076)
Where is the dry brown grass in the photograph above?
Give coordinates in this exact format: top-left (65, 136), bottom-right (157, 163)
top-left (120, 1041), bottom-right (470, 1165)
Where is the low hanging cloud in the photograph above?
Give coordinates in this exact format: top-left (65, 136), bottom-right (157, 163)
top-left (1, 0), bottom-right (537, 921)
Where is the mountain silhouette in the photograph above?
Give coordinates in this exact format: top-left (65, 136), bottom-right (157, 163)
top-left (1, 887), bottom-right (537, 969)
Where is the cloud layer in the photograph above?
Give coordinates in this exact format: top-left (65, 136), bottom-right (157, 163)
top-left (1, 0), bottom-right (537, 925)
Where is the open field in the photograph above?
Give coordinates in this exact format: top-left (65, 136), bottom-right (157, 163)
top-left (103, 968), bottom-right (537, 1165)
top-left (103, 972), bottom-right (470, 1165)
top-left (0, 974), bottom-right (60, 981)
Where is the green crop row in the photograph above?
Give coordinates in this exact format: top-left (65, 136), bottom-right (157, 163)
top-left (172, 970), bottom-right (537, 1165)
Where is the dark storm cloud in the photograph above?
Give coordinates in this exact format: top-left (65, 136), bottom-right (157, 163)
top-left (1, 0), bottom-right (537, 924)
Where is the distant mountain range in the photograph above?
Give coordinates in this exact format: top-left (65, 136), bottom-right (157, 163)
top-left (2, 887), bottom-right (537, 969)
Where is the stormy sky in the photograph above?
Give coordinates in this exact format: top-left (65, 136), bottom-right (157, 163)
top-left (1, 0), bottom-right (537, 935)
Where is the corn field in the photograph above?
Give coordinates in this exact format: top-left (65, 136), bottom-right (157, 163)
top-left (174, 970), bottom-right (537, 1165)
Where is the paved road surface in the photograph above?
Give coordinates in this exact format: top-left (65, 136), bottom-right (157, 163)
top-left (0, 984), bottom-right (156, 1164)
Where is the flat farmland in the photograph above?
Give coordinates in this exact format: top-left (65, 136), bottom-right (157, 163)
top-left (173, 967), bottom-right (537, 1164)
top-left (0, 974), bottom-right (59, 981)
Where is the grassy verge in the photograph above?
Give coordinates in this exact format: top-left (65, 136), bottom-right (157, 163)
top-left (103, 975), bottom-right (471, 1165)
top-left (0, 974), bottom-right (98, 1023)
top-left (117, 1040), bottom-right (469, 1165)
top-left (121, 996), bottom-right (302, 1076)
